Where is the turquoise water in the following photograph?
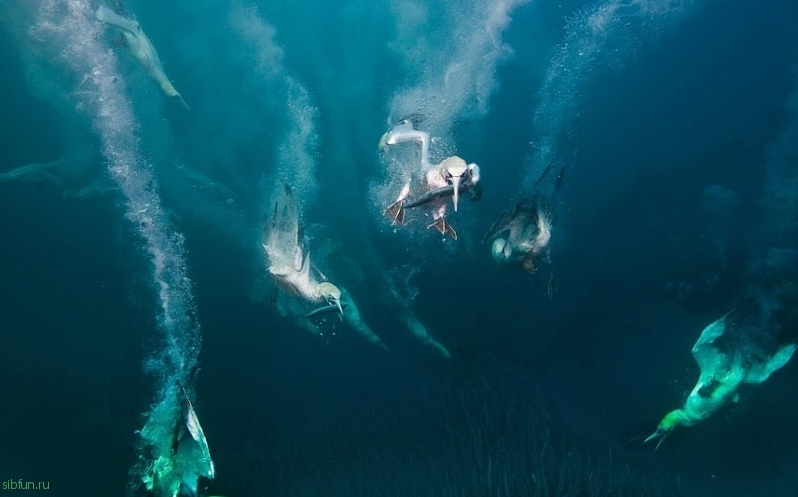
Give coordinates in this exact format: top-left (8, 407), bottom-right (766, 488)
top-left (1, 0), bottom-right (797, 495)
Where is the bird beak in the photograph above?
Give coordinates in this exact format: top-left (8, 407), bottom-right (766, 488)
top-left (643, 430), bottom-right (668, 450)
top-left (450, 175), bottom-right (461, 212)
top-left (378, 131), bottom-right (389, 151)
top-left (330, 296), bottom-right (343, 316)
top-left (317, 282), bottom-right (343, 318)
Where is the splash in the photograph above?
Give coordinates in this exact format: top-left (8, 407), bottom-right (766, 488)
top-left (523, 0), bottom-right (698, 194)
top-left (33, 1), bottom-right (209, 494)
top-left (229, 4), bottom-right (320, 213)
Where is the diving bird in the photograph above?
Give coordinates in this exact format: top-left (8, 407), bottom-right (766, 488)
top-left (0, 158), bottom-right (64, 186)
top-left (263, 184), bottom-right (342, 314)
top-left (95, 4), bottom-right (190, 110)
top-left (483, 199), bottom-right (552, 273)
top-left (0, 154), bottom-right (116, 199)
top-left (645, 308), bottom-right (797, 449)
top-left (139, 387), bottom-right (215, 497)
top-left (378, 114), bottom-right (430, 168)
top-left (265, 189), bottom-right (386, 348)
top-left (385, 157), bottom-right (481, 239)
top-left (380, 118), bottom-right (482, 240)
top-left (396, 308), bottom-right (450, 358)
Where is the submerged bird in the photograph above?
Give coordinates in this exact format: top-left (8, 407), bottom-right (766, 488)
top-left (378, 114), bottom-right (430, 167)
top-left (396, 308), bottom-right (450, 358)
top-left (484, 160), bottom-right (567, 273)
top-left (483, 199), bottom-right (552, 273)
top-left (0, 154), bottom-right (116, 199)
top-left (380, 118), bottom-right (482, 240)
top-left (264, 185), bottom-right (387, 350)
top-left (263, 184), bottom-right (342, 314)
top-left (0, 158), bottom-right (64, 186)
top-left (645, 306), bottom-right (797, 449)
top-left (95, 4), bottom-right (190, 110)
top-left (139, 387), bottom-right (215, 497)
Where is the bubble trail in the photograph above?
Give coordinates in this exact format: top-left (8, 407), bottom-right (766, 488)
top-left (389, 0), bottom-right (530, 141)
top-left (523, 0), bottom-right (699, 195)
top-left (229, 4), bottom-right (320, 212)
top-left (34, 1), bottom-right (207, 493)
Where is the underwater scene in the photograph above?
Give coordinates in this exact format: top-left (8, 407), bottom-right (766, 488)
top-left (1, 0), bottom-right (798, 495)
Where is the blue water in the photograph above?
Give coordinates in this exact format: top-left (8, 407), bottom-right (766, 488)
top-left (2, 0), bottom-right (798, 495)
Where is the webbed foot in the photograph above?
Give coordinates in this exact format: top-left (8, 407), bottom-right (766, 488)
top-left (427, 218), bottom-right (457, 240)
top-left (522, 255), bottom-right (537, 274)
top-left (385, 200), bottom-right (406, 224)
